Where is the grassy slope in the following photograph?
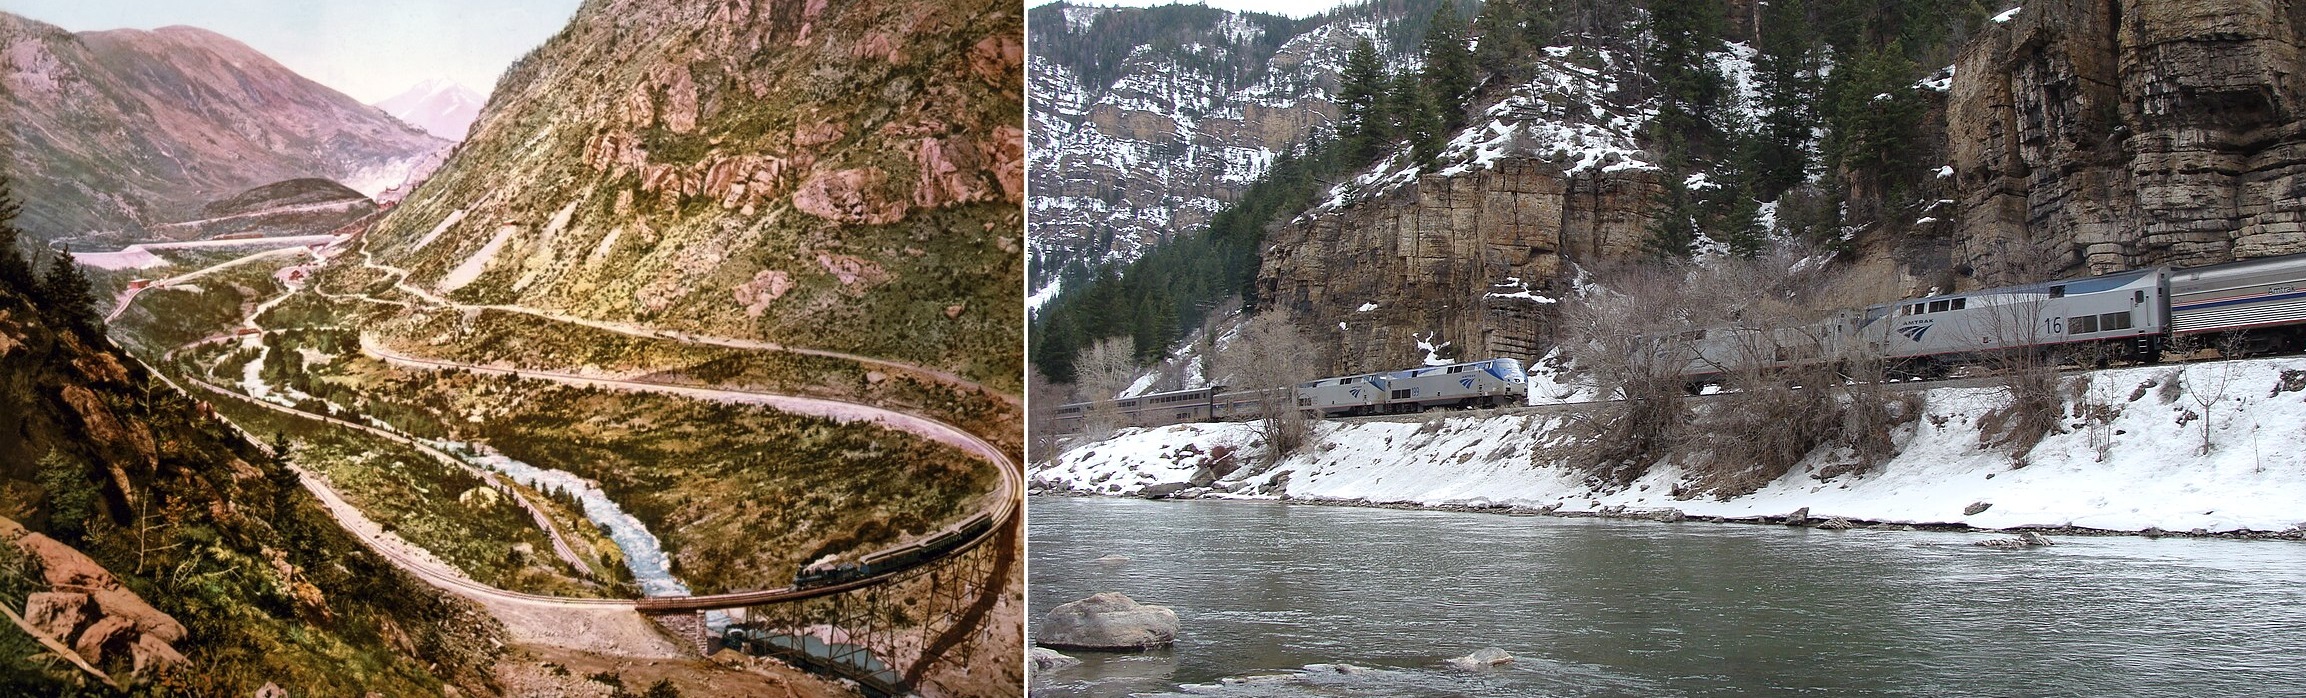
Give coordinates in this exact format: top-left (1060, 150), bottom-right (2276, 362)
top-left (369, 0), bottom-right (1022, 394)
top-left (0, 286), bottom-right (500, 695)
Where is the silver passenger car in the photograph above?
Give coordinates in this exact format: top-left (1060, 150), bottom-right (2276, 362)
top-left (2169, 253), bottom-right (2306, 353)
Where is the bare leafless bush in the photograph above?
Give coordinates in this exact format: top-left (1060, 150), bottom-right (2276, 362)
top-left (1969, 236), bottom-right (2070, 465)
top-left (1558, 263), bottom-right (1702, 489)
top-left (1676, 251), bottom-right (1924, 496)
top-left (2071, 372), bottom-right (2124, 463)
top-left (1832, 343), bottom-right (1924, 468)
top-left (2169, 332), bottom-right (2247, 455)
top-left (1025, 366), bottom-right (1070, 464)
top-left (1075, 336), bottom-right (1137, 439)
top-left (1213, 312), bottom-right (1319, 466)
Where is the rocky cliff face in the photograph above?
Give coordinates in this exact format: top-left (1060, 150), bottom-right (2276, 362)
top-left (370, 0), bottom-right (1022, 391)
top-left (1949, 0), bottom-right (2306, 282)
top-left (1257, 45), bottom-right (1667, 373)
top-left (1026, 3), bottom-right (1364, 296)
top-left (1262, 160), bottom-right (1661, 371)
top-left (0, 15), bottom-right (447, 243)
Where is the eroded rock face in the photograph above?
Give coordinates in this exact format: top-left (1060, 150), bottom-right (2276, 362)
top-left (1035, 592), bottom-right (1179, 651)
top-left (1950, 0), bottom-right (2306, 282)
top-left (366, 0), bottom-right (1022, 391)
top-left (1257, 158), bottom-right (1660, 373)
top-left (22, 591), bottom-right (91, 640)
top-left (17, 532), bottom-right (187, 644)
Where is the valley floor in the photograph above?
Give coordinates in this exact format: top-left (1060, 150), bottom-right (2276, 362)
top-left (1033, 356), bottom-right (2306, 536)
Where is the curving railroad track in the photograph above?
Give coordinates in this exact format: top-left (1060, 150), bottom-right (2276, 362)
top-left (125, 244), bottom-right (1021, 618)
top-left (356, 250), bottom-right (1020, 409)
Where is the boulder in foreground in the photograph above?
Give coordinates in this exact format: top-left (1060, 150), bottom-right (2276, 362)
top-left (1035, 592), bottom-right (1178, 651)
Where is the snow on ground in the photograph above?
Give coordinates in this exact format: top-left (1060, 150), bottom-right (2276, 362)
top-left (1484, 277), bottom-right (1557, 304)
top-left (1035, 356), bottom-right (2306, 534)
top-left (1524, 348), bottom-right (1600, 405)
top-left (1029, 276), bottom-right (1063, 313)
top-left (1413, 332), bottom-right (1453, 366)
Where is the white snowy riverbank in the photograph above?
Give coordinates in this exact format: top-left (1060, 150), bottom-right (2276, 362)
top-left (1033, 356), bottom-right (2306, 534)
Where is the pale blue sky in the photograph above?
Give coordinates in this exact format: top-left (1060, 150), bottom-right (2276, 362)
top-left (1, 0), bottom-right (583, 102)
top-left (1033, 0), bottom-right (1346, 19)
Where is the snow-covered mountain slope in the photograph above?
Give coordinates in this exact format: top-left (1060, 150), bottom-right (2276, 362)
top-left (1034, 357), bottom-right (2306, 535)
top-left (374, 78), bottom-right (486, 141)
top-left (1027, 3), bottom-right (1391, 293)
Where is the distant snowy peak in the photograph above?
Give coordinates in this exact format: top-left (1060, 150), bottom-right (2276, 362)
top-left (374, 79), bottom-right (486, 141)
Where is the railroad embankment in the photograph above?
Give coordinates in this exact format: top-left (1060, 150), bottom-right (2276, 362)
top-left (1033, 357), bottom-right (2306, 536)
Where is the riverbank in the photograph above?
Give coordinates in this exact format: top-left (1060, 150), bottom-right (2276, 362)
top-left (1032, 356), bottom-right (2306, 537)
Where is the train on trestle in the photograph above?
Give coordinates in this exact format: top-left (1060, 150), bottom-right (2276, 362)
top-left (1049, 250), bottom-right (2306, 435)
top-left (791, 509), bottom-right (996, 588)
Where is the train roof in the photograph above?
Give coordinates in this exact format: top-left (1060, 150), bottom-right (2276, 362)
top-left (2169, 250), bottom-right (2306, 286)
top-left (1866, 266), bottom-right (2159, 312)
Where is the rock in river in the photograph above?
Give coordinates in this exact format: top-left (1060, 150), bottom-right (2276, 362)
top-left (1975, 531), bottom-right (2056, 549)
top-left (1029, 646), bottom-right (1080, 673)
top-left (1036, 592), bottom-right (1179, 651)
top-left (1446, 647), bottom-right (1515, 669)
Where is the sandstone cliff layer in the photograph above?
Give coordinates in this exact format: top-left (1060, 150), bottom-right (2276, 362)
top-left (1951, 0), bottom-right (2306, 282)
top-left (1260, 159), bottom-right (1661, 372)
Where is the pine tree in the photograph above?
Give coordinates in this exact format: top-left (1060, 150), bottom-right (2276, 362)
top-left (1032, 311), bottom-right (1083, 383)
top-left (1379, 69), bottom-right (1426, 150)
top-left (0, 173), bottom-right (33, 295)
top-left (1822, 40), bottom-right (1922, 197)
top-left (38, 247), bottom-right (99, 337)
top-left (1338, 38), bottom-right (1389, 164)
top-left (1642, 0), bottom-right (1727, 163)
top-left (1471, 0), bottom-right (1531, 78)
top-left (1642, 178), bottom-right (1701, 260)
top-left (1748, 0), bottom-right (1821, 198)
top-left (1421, 0), bottom-right (1477, 133)
top-left (1401, 76), bottom-right (1449, 167)
top-left (1721, 184), bottom-right (1768, 257)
